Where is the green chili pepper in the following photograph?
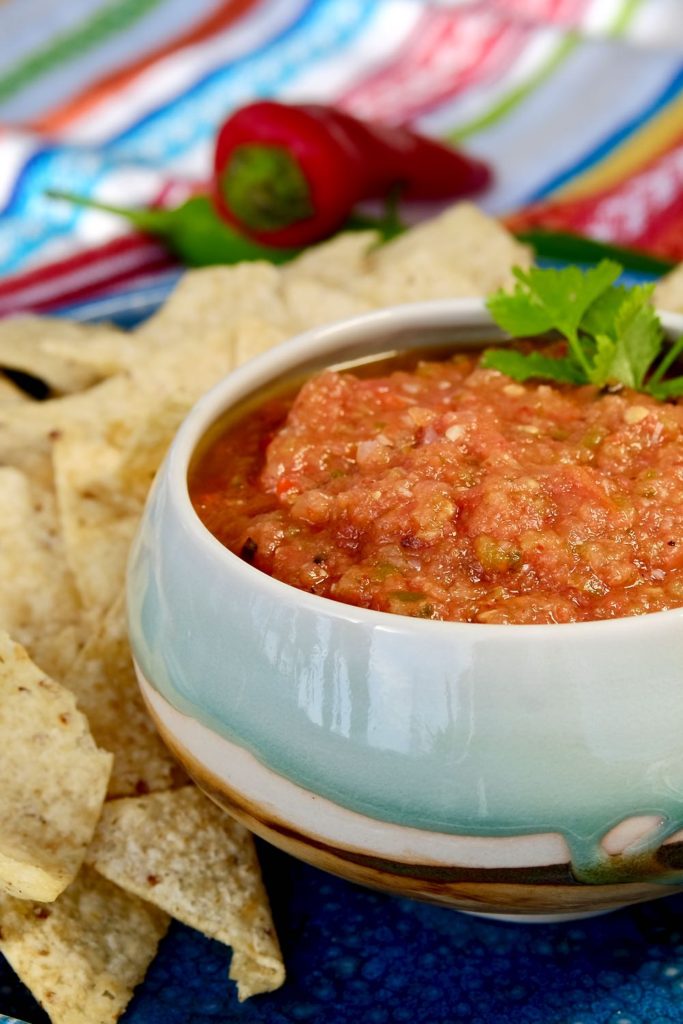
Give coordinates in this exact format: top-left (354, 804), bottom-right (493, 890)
top-left (47, 188), bottom-right (406, 268)
top-left (46, 191), bottom-right (301, 267)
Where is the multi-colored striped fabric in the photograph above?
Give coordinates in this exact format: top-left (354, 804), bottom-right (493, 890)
top-left (1, 0), bottom-right (682, 313)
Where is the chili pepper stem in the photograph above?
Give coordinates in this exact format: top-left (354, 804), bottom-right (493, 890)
top-left (220, 144), bottom-right (314, 232)
top-left (46, 189), bottom-right (164, 232)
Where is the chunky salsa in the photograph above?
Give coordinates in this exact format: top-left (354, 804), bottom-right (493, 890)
top-left (189, 349), bottom-right (683, 624)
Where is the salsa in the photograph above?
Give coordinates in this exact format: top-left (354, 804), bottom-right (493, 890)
top-left (189, 350), bottom-right (683, 624)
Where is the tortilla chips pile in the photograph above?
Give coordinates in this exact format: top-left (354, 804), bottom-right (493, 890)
top-left (0, 203), bottom-right (530, 1023)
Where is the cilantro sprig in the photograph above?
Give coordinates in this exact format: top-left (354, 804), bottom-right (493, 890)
top-left (483, 261), bottom-right (683, 399)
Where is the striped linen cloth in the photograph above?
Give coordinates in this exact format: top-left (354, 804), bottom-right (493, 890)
top-left (0, 0), bottom-right (682, 314)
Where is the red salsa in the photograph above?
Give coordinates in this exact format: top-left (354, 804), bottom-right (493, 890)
top-left (189, 350), bottom-right (683, 624)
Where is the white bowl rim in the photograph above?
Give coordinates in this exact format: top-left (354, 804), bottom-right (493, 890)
top-left (164, 297), bottom-right (683, 639)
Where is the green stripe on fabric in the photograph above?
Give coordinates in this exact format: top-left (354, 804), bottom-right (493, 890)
top-left (0, 0), bottom-right (165, 105)
top-left (609, 0), bottom-right (644, 36)
top-left (449, 33), bottom-right (579, 142)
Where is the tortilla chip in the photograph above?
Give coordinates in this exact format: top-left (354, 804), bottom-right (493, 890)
top-left (51, 432), bottom-right (139, 612)
top-left (0, 466), bottom-right (80, 657)
top-left (0, 866), bottom-right (169, 1024)
top-left (655, 262), bottom-right (683, 313)
top-left (0, 373), bottom-right (30, 403)
top-left (43, 329), bottom-right (144, 380)
top-left (0, 633), bottom-right (112, 901)
top-left (363, 202), bottom-right (532, 303)
top-left (284, 229), bottom-right (379, 288)
top-left (65, 595), bottom-right (186, 799)
top-left (0, 374), bottom-right (139, 493)
top-left (137, 262), bottom-right (290, 349)
top-left (361, 251), bottom-right (480, 306)
top-left (128, 328), bottom-right (238, 411)
top-left (87, 786), bottom-right (285, 1000)
top-left (30, 621), bottom-right (90, 686)
top-left (50, 385), bottom-right (199, 615)
top-left (0, 316), bottom-right (122, 394)
top-left (115, 395), bottom-right (189, 504)
top-left (283, 276), bottom-right (372, 331)
top-left (232, 316), bottom-right (290, 366)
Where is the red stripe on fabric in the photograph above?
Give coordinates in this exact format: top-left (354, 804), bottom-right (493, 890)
top-left (640, 203), bottom-right (683, 262)
top-left (486, 0), bottom-right (595, 29)
top-left (41, 265), bottom-right (180, 314)
top-left (30, 0), bottom-right (262, 135)
top-left (338, 8), bottom-right (532, 125)
top-left (585, 142), bottom-right (683, 248)
top-left (0, 234), bottom-right (162, 298)
top-left (507, 132), bottom-right (683, 260)
top-left (0, 235), bottom-right (176, 315)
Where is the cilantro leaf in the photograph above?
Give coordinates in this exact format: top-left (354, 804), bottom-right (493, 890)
top-left (484, 261), bottom-right (677, 398)
top-left (481, 349), bottom-right (584, 385)
top-left (487, 261), bottom-right (621, 337)
top-left (580, 284), bottom-right (629, 339)
top-left (648, 375), bottom-right (683, 400)
top-left (485, 279), bottom-right (558, 337)
top-left (648, 333), bottom-right (683, 388)
top-left (588, 333), bottom-right (618, 387)
top-left (486, 260), bottom-right (622, 379)
top-left (605, 285), bottom-right (662, 390)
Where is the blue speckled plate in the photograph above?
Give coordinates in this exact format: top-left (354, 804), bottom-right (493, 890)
top-left (4, 274), bottom-right (683, 1024)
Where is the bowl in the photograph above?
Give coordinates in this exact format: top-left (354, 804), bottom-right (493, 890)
top-left (127, 298), bottom-right (683, 921)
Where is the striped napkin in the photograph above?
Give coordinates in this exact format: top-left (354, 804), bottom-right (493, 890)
top-left (0, 0), bottom-right (682, 314)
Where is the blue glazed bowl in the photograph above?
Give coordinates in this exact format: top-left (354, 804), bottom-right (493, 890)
top-left (128, 299), bottom-right (683, 920)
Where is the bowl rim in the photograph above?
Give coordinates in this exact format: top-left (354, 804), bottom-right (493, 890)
top-left (163, 296), bottom-right (683, 639)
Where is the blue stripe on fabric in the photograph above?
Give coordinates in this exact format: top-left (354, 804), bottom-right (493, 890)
top-left (109, 0), bottom-right (379, 161)
top-left (0, 0), bottom-right (381, 273)
top-left (52, 269), bottom-right (182, 323)
top-left (526, 59), bottom-right (683, 202)
top-left (1, 0), bottom-right (314, 217)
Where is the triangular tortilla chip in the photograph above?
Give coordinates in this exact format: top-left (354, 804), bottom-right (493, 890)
top-left (0, 866), bottom-right (169, 1024)
top-left (52, 432), bottom-right (138, 613)
top-left (0, 633), bottom-right (111, 901)
top-left (0, 466), bottom-right (80, 658)
top-left (65, 595), bottom-right (186, 799)
top-left (0, 316), bottom-right (119, 395)
top-left (365, 202), bottom-right (532, 298)
top-left (86, 786), bottom-right (285, 1000)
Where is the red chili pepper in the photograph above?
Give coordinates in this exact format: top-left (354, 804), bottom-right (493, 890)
top-left (213, 101), bottom-right (492, 248)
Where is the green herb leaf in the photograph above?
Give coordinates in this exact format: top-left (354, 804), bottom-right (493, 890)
top-left (649, 333), bottom-right (683, 386)
top-left (487, 261), bottom-right (622, 378)
top-left (588, 333), bottom-right (618, 387)
top-left (580, 284), bottom-right (629, 339)
top-left (487, 262), bottom-right (621, 337)
top-left (485, 261), bottom-right (680, 398)
top-left (648, 375), bottom-right (683, 400)
top-left (486, 279), bottom-right (558, 338)
top-left (604, 284), bottom-right (662, 389)
top-left (480, 348), bottom-right (584, 385)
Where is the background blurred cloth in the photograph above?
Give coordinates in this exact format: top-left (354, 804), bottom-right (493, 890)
top-left (1, 0), bottom-right (683, 313)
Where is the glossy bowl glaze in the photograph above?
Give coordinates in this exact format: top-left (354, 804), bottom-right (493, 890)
top-left (127, 299), bottom-right (683, 920)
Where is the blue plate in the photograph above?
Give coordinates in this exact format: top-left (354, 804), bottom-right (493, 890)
top-left (4, 277), bottom-right (683, 1024)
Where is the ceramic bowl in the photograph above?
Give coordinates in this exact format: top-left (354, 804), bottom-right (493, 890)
top-left (127, 299), bottom-right (683, 921)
